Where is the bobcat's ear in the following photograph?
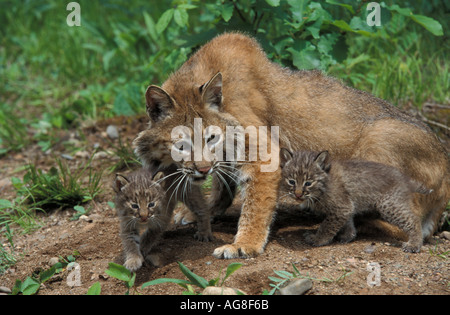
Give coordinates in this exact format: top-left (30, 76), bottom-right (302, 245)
top-left (280, 148), bottom-right (293, 169)
top-left (202, 72), bottom-right (223, 111)
top-left (145, 85), bottom-right (175, 123)
top-left (113, 174), bottom-right (130, 193)
top-left (314, 151), bottom-right (331, 172)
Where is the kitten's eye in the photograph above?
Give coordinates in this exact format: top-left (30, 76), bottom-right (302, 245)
top-left (288, 179), bottom-right (296, 186)
top-left (148, 202), bottom-right (155, 208)
top-left (304, 181), bottom-right (312, 187)
top-left (179, 145), bottom-right (184, 152)
top-left (131, 203), bottom-right (139, 209)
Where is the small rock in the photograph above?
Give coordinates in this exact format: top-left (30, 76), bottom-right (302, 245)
top-left (0, 286), bottom-right (11, 294)
top-left (75, 151), bottom-right (90, 159)
top-left (106, 125), bottom-right (119, 139)
top-left (278, 279), bottom-right (312, 295)
top-left (79, 215), bottom-right (92, 222)
top-left (61, 154), bottom-right (74, 160)
top-left (440, 231), bottom-right (450, 241)
top-left (93, 151), bottom-right (108, 160)
top-left (202, 286), bottom-right (245, 295)
top-left (364, 243), bottom-right (376, 254)
top-left (49, 257), bottom-right (60, 266)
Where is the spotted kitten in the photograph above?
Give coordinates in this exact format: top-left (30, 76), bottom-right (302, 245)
top-left (279, 149), bottom-right (432, 253)
top-left (113, 169), bottom-right (174, 271)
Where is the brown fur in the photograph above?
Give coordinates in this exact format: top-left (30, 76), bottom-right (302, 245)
top-left (279, 150), bottom-right (432, 253)
top-left (134, 32), bottom-right (450, 259)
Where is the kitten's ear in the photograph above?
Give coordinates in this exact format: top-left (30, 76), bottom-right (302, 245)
top-left (113, 174), bottom-right (130, 193)
top-left (314, 151), bottom-right (331, 172)
top-left (202, 72), bottom-right (223, 111)
top-left (152, 171), bottom-right (164, 182)
top-left (145, 85), bottom-right (175, 123)
top-left (280, 148), bottom-right (293, 168)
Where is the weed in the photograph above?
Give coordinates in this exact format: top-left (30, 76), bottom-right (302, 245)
top-left (14, 157), bottom-right (102, 210)
top-left (142, 261), bottom-right (243, 295)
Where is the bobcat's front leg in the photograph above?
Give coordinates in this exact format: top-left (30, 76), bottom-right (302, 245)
top-left (213, 164), bottom-right (279, 258)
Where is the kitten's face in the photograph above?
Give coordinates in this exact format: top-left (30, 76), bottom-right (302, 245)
top-left (113, 172), bottom-right (165, 225)
top-left (279, 150), bottom-right (330, 205)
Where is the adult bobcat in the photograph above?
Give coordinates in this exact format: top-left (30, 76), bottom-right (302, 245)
top-left (134, 32), bottom-right (449, 259)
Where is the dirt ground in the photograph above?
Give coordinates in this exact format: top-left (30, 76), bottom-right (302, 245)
top-left (0, 115), bottom-right (449, 295)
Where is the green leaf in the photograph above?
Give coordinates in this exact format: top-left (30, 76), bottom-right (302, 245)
top-left (222, 263), bottom-right (242, 285)
top-left (141, 278), bottom-right (191, 289)
top-left (0, 199), bottom-right (13, 209)
top-left (21, 277), bottom-right (40, 295)
top-left (410, 15), bottom-right (443, 36)
top-left (143, 12), bottom-right (158, 42)
top-left (220, 3), bottom-right (234, 22)
top-left (87, 281), bottom-right (101, 295)
top-left (73, 205), bottom-right (86, 214)
top-left (325, 0), bottom-right (354, 14)
top-left (174, 8), bottom-right (188, 28)
top-left (105, 263), bottom-right (132, 282)
top-left (287, 42), bottom-right (321, 70)
top-left (156, 9), bottom-right (174, 34)
top-left (177, 262), bottom-right (209, 289)
top-left (39, 265), bottom-right (57, 283)
top-left (265, 0), bottom-right (280, 7)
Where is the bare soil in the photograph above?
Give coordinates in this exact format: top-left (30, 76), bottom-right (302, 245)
top-left (0, 115), bottom-right (449, 295)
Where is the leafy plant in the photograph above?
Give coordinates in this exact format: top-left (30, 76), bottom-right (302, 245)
top-left (11, 253), bottom-right (79, 295)
top-left (142, 261), bottom-right (243, 295)
top-left (104, 262), bottom-right (137, 295)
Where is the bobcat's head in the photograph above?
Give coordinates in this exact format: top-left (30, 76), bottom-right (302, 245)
top-left (133, 72), bottom-right (241, 186)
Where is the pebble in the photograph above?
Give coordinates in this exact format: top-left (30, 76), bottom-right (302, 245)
top-left (0, 286), bottom-right (11, 294)
top-left (202, 286), bottom-right (246, 295)
top-left (106, 125), bottom-right (119, 139)
top-left (49, 257), bottom-right (60, 266)
top-left (278, 279), bottom-right (312, 295)
top-left (440, 231), bottom-right (450, 241)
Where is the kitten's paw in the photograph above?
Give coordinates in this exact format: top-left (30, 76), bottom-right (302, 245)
top-left (303, 231), bottom-right (330, 247)
top-left (194, 231), bottom-right (214, 242)
top-left (212, 243), bottom-right (262, 259)
top-left (402, 242), bottom-right (421, 253)
top-left (124, 255), bottom-right (144, 272)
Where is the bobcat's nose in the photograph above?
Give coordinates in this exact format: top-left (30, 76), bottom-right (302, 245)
top-left (197, 166), bottom-right (211, 175)
top-left (295, 191), bottom-right (304, 200)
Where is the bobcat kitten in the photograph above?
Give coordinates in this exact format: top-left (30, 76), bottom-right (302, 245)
top-left (279, 149), bottom-right (432, 253)
top-left (113, 170), bottom-right (173, 271)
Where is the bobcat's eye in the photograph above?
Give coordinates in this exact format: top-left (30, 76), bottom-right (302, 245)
top-left (131, 203), bottom-right (139, 210)
top-left (148, 202), bottom-right (155, 208)
top-left (288, 179), bottom-right (296, 186)
top-left (304, 181), bottom-right (312, 187)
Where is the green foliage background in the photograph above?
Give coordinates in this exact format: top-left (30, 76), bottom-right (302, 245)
top-left (0, 0), bottom-right (448, 155)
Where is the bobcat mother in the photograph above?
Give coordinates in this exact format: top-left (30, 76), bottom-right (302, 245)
top-left (134, 33), bottom-right (449, 259)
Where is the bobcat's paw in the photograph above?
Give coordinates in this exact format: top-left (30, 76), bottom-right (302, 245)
top-left (212, 243), bottom-right (263, 259)
top-left (124, 255), bottom-right (144, 272)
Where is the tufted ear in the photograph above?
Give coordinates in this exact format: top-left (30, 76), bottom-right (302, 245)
top-left (279, 148), bottom-right (293, 169)
top-left (145, 85), bottom-right (175, 123)
top-left (113, 174), bottom-right (130, 193)
top-left (202, 72), bottom-right (223, 111)
top-left (314, 151), bottom-right (331, 172)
